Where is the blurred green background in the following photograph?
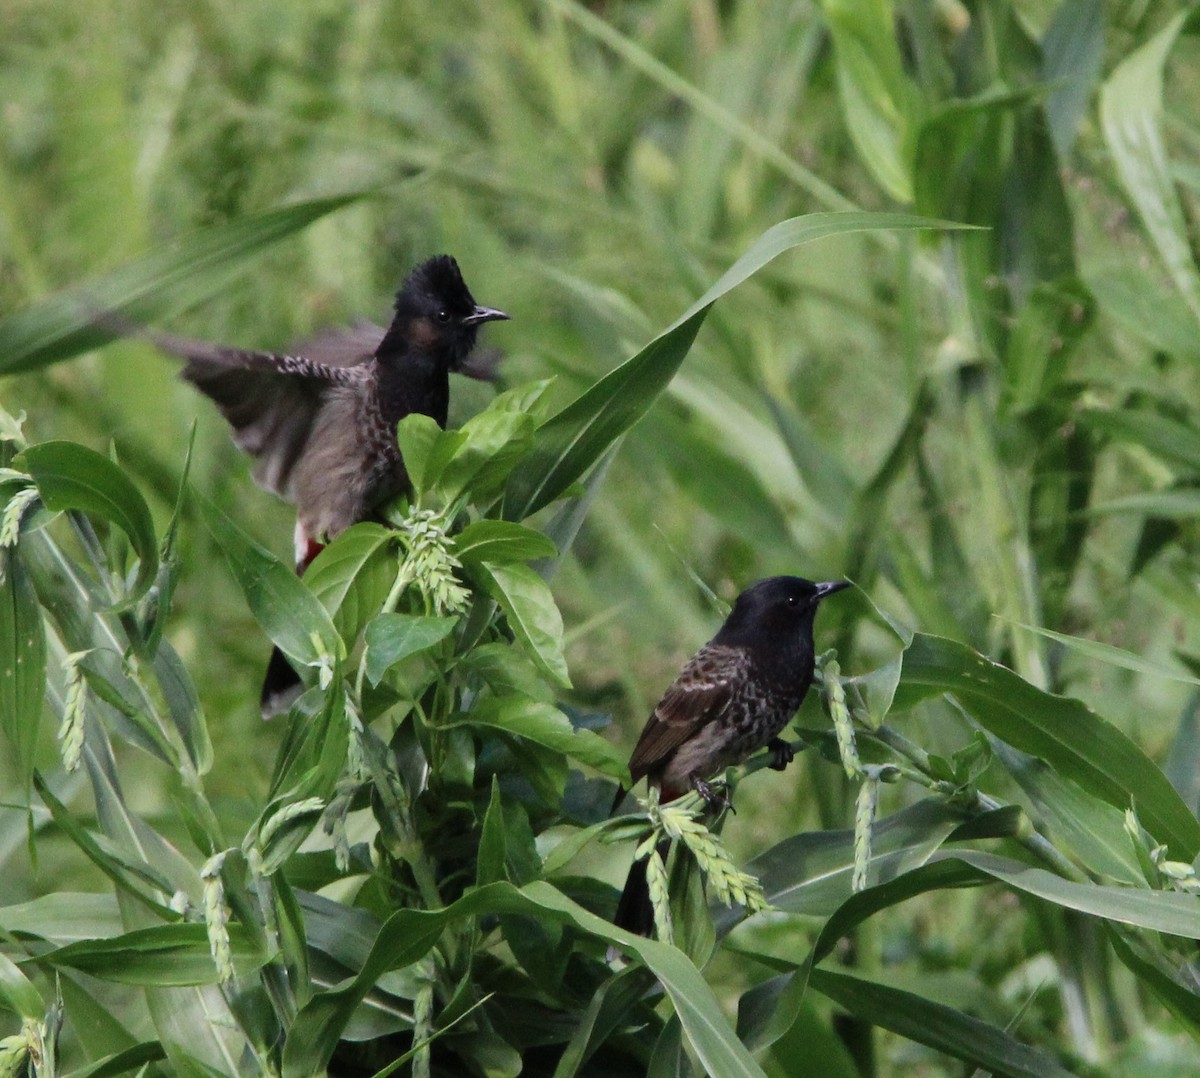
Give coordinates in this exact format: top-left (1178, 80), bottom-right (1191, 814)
top-left (4, 0), bottom-right (1200, 1071)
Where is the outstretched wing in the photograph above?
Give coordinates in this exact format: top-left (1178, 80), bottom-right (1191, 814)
top-left (626, 644), bottom-right (747, 785)
top-left (140, 328), bottom-right (365, 499)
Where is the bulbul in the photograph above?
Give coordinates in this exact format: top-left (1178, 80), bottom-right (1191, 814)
top-left (133, 255), bottom-right (509, 714)
top-left (612, 575), bottom-right (849, 935)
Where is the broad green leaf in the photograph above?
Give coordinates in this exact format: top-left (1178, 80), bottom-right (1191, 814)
top-left (503, 212), bottom-right (973, 520)
top-left (33, 773), bottom-right (177, 920)
top-left (447, 696), bottom-right (628, 781)
top-left (363, 613), bottom-right (457, 686)
top-left (552, 965), bottom-right (656, 1078)
top-left (896, 633), bottom-right (1200, 859)
top-left (0, 951), bottom-right (43, 1018)
top-left (1042, 0), bottom-right (1105, 158)
top-left (303, 523), bottom-right (395, 642)
top-left (434, 405), bottom-right (535, 504)
top-left (743, 800), bottom-right (985, 921)
top-left (799, 853), bottom-right (1200, 977)
top-left (393, 414), bottom-right (444, 497)
top-left (154, 645), bottom-right (212, 777)
top-left (994, 742), bottom-right (1145, 885)
top-left (0, 893), bottom-right (124, 944)
top-left (1007, 619), bottom-right (1200, 686)
top-left (0, 552), bottom-right (45, 795)
top-left (469, 561), bottom-right (570, 688)
top-left (1099, 11), bottom-right (1200, 325)
top-left (282, 880), bottom-right (767, 1078)
top-left (1107, 927), bottom-right (1200, 1040)
top-left (1087, 489), bottom-right (1200, 520)
top-left (741, 848), bottom-right (1200, 1062)
top-left (31, 923), bottom-right (267, 986)
top-left (808, 967), bottom-right (1072, 1078)
top-left (1078, 406), bottom-right (1200, 473)
top-left (17, 441), bottom-right (158, 607)
top-left (819, 0), bottom-right (920, 203)
top-left (476, 778), bottom-right (508, 887)
top-left (453, 520), bottom-right (556, 565)
top-left (70, 1042), bottom-right (169, 1078)
top-left (195, 490), bottom-right (342, 673)
top-left (0, 193), bottom-right (369, 375)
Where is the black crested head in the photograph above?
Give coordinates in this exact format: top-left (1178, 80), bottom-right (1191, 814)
top-left (378, 255), bottom-right (509, 369)
top-left (712, 575), bottom-right (848, 654)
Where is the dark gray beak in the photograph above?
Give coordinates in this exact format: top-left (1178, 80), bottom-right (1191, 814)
top-left (464, 305), bottom-right (510, 326)
top-left (814, 580), bottom-right (851, 600)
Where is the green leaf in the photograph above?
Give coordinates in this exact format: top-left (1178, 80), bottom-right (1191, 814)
top-left (469, 561), bottom-right (570, 688)
top-left (1006, 619), bottom-right (1200, 687)
top-left (32, 773), bottom-right (177, 920)
top-left (0, 893), bottom-right (124, 944)
top-left (808, 966), bottom-right (1072, 1078)
top-left (0, 193), bottom-right (369, 375)
top-left (69, 1042), bottom-right (169, 1078)
top-left (503, 212), bottom-right (973, 520)
top-left (742, 800), bottom-right (1013, 922)
top-left (476, 778), bottom-right (508, 887)
top-left (1086, 489), bottom-right (1200, 520)
top-left (1042, 0), bottom-right (1105, 158)
top-left (0, 951), bottom-right (43, 1018)
top-left (0, 552), bottom-right (45, 795)
top-left (153, 644), bottom-right (213, 777)
top-left (434, 403), bottom-right (535, 504)
top-left (453, 520), bottom-right (556, 565)
top-left (282, 880), bottom-right (767, 1078)
top-left (819, 0), bottom-right (921, 203)
top-left (31, 923), bottom-right (267, 986)
top-left (896, 633), bottom-right (1200, 859)
top-left (303, 523), bottom-right (396, 643)
top-left (17, 441), bottom-right (158, 607)
top-left (1099, 11), bottom-right (1200, 326)
top-left (195, 490), bottom-right (343, 674)
top-left (1078, 405), bottom-right (1200, 473)
top-left (446, 696), bottom-right (628, 781)
top-left (393, 414), bottom-right (445, 497)
top-left (1107, 927), bottom-right (1200, 1040)
top-left (363, 613), bottom-right (457, 686)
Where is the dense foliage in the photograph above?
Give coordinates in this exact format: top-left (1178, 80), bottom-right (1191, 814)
top-left (2, 1), bottom-right (1200, 1075)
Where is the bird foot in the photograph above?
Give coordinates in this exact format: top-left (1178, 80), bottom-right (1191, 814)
top-left (692, 777), bottom-right (735, 814)
top-left (767, 737), bottom-right (795, 772)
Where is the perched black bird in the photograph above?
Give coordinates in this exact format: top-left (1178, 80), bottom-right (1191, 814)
top-left (613, 575), bottom-right (848, 935)
top-left (132, 255), bottom-right (508, 714)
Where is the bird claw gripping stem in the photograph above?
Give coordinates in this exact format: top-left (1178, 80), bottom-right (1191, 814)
top-left (766, 737), bottom-right (795, 771)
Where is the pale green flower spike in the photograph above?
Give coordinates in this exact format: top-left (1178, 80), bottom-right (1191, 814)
top-left (58, 650), bottom-right (92, 773)
top-left (200, 852), bottom-right (235, 986)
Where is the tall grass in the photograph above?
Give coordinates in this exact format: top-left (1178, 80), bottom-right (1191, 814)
top-left (3, 0), bottom-right (1200, 1074)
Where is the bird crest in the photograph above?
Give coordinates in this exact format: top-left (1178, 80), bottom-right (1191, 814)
top-left (398, 254), bottom-right (476, 312)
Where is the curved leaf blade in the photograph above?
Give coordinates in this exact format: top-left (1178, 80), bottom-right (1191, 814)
top-left (195, 491), bottom-right (342, 672)
top-left (282, 880), bottom-right (766, 1078)
top-left (470, 561), bottom-right (570, 688)
top-left (897, 633), bottom-right (1200, 859)
top-left (503, 212), bottom-right (975, 520)
top-left (0, 193), bottom-right (370, 375)
top-left (17, 441), bottom-right (158, 607)
top-left (0, 553), bottom-right (45, 795)
top-left (447, 697), bottom-right (628, 781)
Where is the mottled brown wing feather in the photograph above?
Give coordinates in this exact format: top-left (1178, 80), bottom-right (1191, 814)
top-left (141, 329), bottom-right (364, 500)
top-left (626, 644), bottom-right (744, 784)
top-left (291, 321), bottom-right (384, 368)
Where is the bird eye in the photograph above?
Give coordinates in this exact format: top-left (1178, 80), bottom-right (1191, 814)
top-left (785, 595), bottom-right (798, 607)
top-left (436, 309), bottom-right (451, 324)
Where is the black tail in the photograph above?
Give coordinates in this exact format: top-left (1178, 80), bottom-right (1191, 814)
top-left (614, 855), bottom-right (654, 937)
top-left (260, 646), bottom-right (303, 719)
